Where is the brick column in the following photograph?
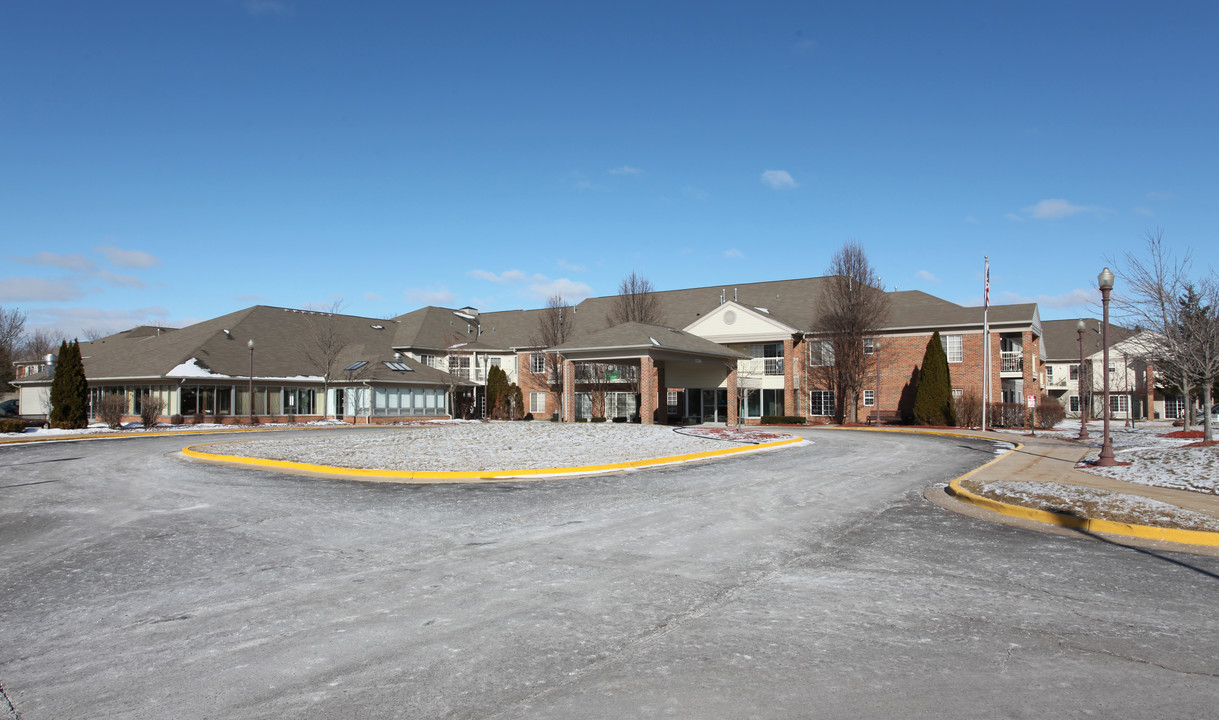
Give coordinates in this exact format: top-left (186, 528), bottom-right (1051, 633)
top-left (783, 338), bottom-right (796, 416)
top-left (563, 359), bottom-right (575, 422)
top-left (640, 356), bottom-right (657, 425)
top-left (656, 362), bottom-right (667, 425)
top-left (727, 361), bottom-right (739, 426)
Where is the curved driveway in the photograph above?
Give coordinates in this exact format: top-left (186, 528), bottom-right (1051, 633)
top-left (1, 428), bottom-right (1217, 719)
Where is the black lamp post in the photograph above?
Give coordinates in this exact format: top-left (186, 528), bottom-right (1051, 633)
top-left (1076, 319), bottom-right (1090, 440)
top-left (247, 338), bottom-right (255, 423)
top-left (1096, 269), bottom-right (1117, 466)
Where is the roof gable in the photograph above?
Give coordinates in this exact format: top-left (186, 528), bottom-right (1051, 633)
top-left (683, 301), bottom-right (798, 343)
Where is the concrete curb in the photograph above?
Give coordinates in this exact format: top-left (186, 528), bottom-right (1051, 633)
top-left (0, 424), bottom-right (356, 446)
top-left (180, 435), bottom-right (806, 482)
top-left (806, 425), bottom-right (1219, 548)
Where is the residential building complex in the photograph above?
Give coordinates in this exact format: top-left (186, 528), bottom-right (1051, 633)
top-left (13, 276), bottom-right (1051, 426)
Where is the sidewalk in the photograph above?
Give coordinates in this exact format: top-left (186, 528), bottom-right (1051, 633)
top-left (892, 426), bottom-right (1219, 554)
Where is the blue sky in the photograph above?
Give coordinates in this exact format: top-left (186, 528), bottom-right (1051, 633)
top-left (3, 1), bottom-right (1216, 337)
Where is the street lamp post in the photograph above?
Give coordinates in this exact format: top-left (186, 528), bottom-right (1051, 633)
top-left (1076, 319), bottom-right (1090, 440)
top-left (248, 338), bottom-right (255, 424)
top-left (1096, 269), bottom-right (1117, 466)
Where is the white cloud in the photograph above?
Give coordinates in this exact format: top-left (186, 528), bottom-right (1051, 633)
top-left (0, 277), bottom-right (88, 302)
top-left (406, 288), bottom-right (457, 306)
top-left (364, 291), bottom-right (384, 302)
top-left (682, 186), bottom-right (708, 201)
top-left (963, 215), bottom-right (979, 225)
top-left (471, 269), bottom-right (544, 284)
top-left (12, 252), bottom-right (97, 272)
top-left (995, 288), bottom-right (1095, 308)
top-left (1021, 198), bottom-right (1110, 220)
top-left (760, 170), bottom-right (798, 190)
top-left (558, 259), bottom-right (586, 272)
top-left (917, 270), bottom-right (940, 283)
top-left (29, 306), bottom-right (172, 338)
top-left (95, 245), bottom-right (160, 268)
top-left (724, 249), bottom-right (744, 259)
top-left (96, 270), bottom-right (146, 289)
top-left (526, 278), bottom-right (593, 302)
top-left (1004, 212), bottom-right (1025, 223)
top-left (1134, 206), bottom-right (1154, 216)
top-left (609, 166), bottom-right (643, 176)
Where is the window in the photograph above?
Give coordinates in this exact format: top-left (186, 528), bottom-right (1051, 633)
top-left (1046, 366), bottom-right (1053, 380)
top-left (667, 390), bottom-right (678, 407)
top-left (489, 357), bottom-right (501, 368)
top-left (420, 354), bottom-right (436, 368)
top-left (1109, 394), bottom-right (1129, 414)
top-left (749, 343), bottom-right (784, 375)
top-left (863, 337), bottom-right (875, 355)
top-left (1165, 398), bottom-right (1185, 419)
top-left (344, 361), bottom-right (368, 371)
top-left (941, 334), bottom-right (963, 363)
top-left (863, 389), bottom-right (875, 407)
top-left (808, 340), bottom-right (834, 366)
top-left (1069, 395), bottom-right (1080, 412)
top-left (952, 388), bottom-right (963, 399)
top-left (449, 356), bottom-right (470, 379)
top-left (809, 390), bottom-right (835, 416)
top-left (383, 361), bottom-right (413, 372)
top-left (1069, 364), bottom-right (1079, 380)
top-left (529, 392), bottom-right (546, 414)
top-left (530, 352), bottom-right (546, 374)
top-left (1108, 364), bottom-right (1116, 374)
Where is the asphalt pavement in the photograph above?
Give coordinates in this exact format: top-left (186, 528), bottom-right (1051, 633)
top-left (2, 428), bottom-right (1217, 719)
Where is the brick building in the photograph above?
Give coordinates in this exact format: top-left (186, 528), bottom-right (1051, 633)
top-left (12, 276), bottom-right (1046, 426)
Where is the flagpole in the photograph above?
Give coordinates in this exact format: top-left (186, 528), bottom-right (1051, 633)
top-left (982, 256), bottom-right (990, 432)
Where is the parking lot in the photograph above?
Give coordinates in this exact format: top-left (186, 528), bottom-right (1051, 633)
top-left (2, 427), bottom-right (1217, 719)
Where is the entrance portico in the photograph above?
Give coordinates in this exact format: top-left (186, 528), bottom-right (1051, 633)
top-left (550, 322), bottom-right (748, 425)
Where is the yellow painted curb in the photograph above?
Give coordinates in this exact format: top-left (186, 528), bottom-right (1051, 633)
top-left (946, 470), bottom-right (1219, 548)
top-left (822, 425), bottom-right (1219, 548)
top-left (181, 435), bottom-right (805, 482)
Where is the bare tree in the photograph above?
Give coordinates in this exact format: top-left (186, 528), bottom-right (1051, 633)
top-left (300, 300), bottom-right (349, 418)
top-left (534, 294), bottom-right (576, 419)
top-left (1115, 231), bottom-right (1197, 430)
top-left (80, 328), bottom-right (109, 341)
top-left (812, 242), bottom-right (890, 423)
top-left (0, 307), bottom-right (27, 387)
top-left (609, 271), bottom-right (662, 326)
top-left (1175, 282), bottom-right (1219, 443)
top-left (22, 328), bottom-right (70, 360)
top-left (576, 362), bottom-right (613, 419)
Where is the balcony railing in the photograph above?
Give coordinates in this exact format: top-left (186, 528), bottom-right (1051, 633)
top-left (1000, 351), bottom-right (1023, 374)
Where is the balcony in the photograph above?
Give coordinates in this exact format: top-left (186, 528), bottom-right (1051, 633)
top-left (1000, 351), bottom-right (1023, 374)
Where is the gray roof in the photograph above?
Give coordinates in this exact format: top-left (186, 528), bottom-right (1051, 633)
top-left (550, 322), bottom-right (749, 359)
top-left (17, 306), bottom-right (470, 387)
top-left (1040, 318), bottom-right (1135, 361)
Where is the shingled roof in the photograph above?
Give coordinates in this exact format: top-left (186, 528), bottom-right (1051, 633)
top-left (18, 306), bottom-right (469, 387)
top-left (549, 322), bottom-right (749, 359)
top-left (1040, 318), bottom-right (1136, 361)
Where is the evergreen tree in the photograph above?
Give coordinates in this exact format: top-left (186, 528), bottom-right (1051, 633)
top-left (485, 365), bottom-right (510, 419)
top-left (49, 339), bottom-right (89, 429)
top-left (912, 331), bottom-right (957, 426)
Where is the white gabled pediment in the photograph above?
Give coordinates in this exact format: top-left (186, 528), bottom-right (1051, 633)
top-left (683, 301), bottom-right (798, 343)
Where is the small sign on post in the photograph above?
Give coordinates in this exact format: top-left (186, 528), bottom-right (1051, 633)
top-left (1027, 394), bottom-right (1037, 436)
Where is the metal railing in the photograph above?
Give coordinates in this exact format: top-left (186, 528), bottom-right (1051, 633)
top-left (1000, 351), bottom-right (1022, 373)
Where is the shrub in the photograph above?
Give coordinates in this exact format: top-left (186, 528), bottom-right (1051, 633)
top-left (170, 414), bottom-right (183, 425)
top-left (954, 390), bottom-right (983, 428)
top-left (1036, 393), bottom-right (1065, 429)
top-left (761, 415), bottom-right (806, 425)
top-left (574, 417), bottom-right (588, 423)
top-left (612, 416), bottom-right (628, 423)
top-left (0, 419), bottom-right (25, 434)
top-left (591, 416), bottom-right (607, 423)
top-left (988, 402), bottom-right (1026, 428)
top-left (138, 394), bottom-right (164, 429)
top-left (97, 393), bottom-right (127, 429)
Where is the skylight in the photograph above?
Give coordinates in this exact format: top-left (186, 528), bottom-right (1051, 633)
top-left (344, 361), bottom-right (368, 371)
top-left (383, 361), bottom-right (413, 372)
